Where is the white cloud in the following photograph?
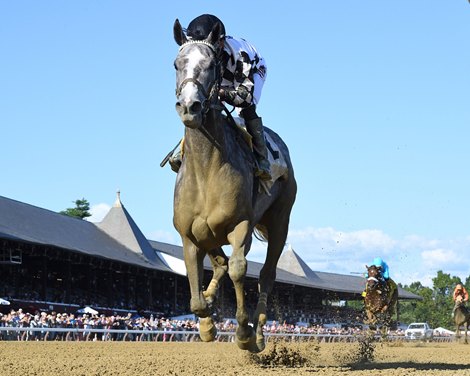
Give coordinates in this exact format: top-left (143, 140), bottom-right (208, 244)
top-left (265, 225), bottom-right (470, 288)
top-left (86, 203), bottom-right (111, 223)
top-left (283, 227), bottom-right (396, 276)
top-left (401, 235), bottom-right (440, 250)
top-left (165, 223), bottom-right (470, 289)
top-left (287, 227), bottom-right (395, 253)
top-left (421, 248), bottom-right (457, 269)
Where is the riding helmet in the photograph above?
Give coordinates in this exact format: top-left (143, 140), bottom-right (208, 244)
top-left (186, 14), bottom-right (226, 40)
top-left (372, 257), bottom-right (384, 267)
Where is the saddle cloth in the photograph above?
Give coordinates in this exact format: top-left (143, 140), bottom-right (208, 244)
top-left (232, 116), bottom-right (289, 190)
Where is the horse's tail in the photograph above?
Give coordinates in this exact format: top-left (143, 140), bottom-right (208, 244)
top-left (254, 224), bottom-right (268, 242)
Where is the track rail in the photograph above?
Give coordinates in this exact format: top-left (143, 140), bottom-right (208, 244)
top-left (0, 327), bottom-right (454, 342)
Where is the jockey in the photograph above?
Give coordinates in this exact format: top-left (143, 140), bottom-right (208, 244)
top-left (452, 283), bottom-right (469, 316)
top-left (371, 257), bottom-right (390, 282)
top-left (362, 257), bottom-right (391, 297)
top-left (169, 14), bottom-right (272, 181)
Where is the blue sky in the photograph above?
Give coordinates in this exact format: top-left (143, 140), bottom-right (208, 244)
top-left (1, 1), bottom-right (469, 287)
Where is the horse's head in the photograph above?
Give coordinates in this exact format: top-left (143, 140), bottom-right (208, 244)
top-left (366, 264), bottom-right (384, 291)
top-left (173, 19), bottom-right (223, 129)
top-left (456, 295), bottom-right (465, 306)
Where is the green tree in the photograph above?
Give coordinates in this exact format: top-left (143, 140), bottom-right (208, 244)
top-left (60, 198), bottom-right (91, 220)
top-left (401, 271), bottom-right (463, 329)
top-left (431, 270), bottom-right (460, 328)
top-left (464, 275), bottom-right (470, 291)
top-left (400, 282), bottom-right (434, 325)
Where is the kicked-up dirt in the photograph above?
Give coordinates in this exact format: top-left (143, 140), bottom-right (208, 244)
top-left (1, 339), bottom-right (470, 375)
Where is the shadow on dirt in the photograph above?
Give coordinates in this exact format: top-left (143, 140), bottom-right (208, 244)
top-left (349, 362), bottom-right (470, 372)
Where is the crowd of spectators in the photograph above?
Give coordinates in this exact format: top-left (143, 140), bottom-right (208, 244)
top-left (0, 308), bottom-right (200, 342)
top-left (0, 307), bottom-right (411, 342)
top-left (1, 277), bottom-right (192, 319)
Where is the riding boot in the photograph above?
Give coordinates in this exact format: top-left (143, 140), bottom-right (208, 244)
top-left (169, 148), bottom-right (182, 173)
top-left (245, 117), bottom-right (272, 181)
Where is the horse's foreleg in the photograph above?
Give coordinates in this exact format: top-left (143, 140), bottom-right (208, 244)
top-left (182, 239), bottom-right (210, 317)
top-left (365, 309), bottom-right (376, 329)
top-left (227, 220), bottom-right (256, 351)
top-left (203, 247), bottom-right (229, 306)
top-left (183, 239), bottom-right (217, 342)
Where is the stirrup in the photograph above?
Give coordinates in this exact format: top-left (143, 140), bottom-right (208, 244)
top-left (255, 158), bottom-right (271, 181)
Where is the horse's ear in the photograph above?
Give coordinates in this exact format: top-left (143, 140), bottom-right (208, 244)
top-left (174, 19), bottom-right (187, 46)
top-left (207, 21), bottom-right (222, 47)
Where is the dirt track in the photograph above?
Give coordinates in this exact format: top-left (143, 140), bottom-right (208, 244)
top-left (1, 340), bottom-right (470, 375)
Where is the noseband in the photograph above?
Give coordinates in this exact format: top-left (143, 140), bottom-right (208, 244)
top-left (366, 276), bottom-right (382, 292)
top-left (175, 40), bottom-right (222, 116)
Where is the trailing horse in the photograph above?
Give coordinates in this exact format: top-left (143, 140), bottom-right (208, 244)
top-left (363, 264), bottom-right (398, 331)
top-left (454, 300), bottom-right (470, 344)
top-left (171, 19), bottom-right (297, 353)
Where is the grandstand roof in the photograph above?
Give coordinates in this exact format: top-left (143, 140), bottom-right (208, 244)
top-left (0, 195), bottom-right (172, 272)
top-left (277, 244), bottom-right (322, 281)
top-left (96, 191), bottom-right (159, 263)
top-left (0, 194), bottom-right (419, 300)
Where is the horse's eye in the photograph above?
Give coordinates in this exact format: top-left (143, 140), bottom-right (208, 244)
top-left (174, 62), bottom-right (178, 70)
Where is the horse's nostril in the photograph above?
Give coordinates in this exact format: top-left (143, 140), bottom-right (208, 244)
top-left (189, 101), bottom-right (202, 114)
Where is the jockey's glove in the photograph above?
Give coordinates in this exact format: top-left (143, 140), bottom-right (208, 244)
top-left (219, 86), bottom-right (250, 107)
top-left (219, 88), bottom-right (237, 104)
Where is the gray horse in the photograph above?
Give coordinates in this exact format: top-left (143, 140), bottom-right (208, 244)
top-left (454, 300), bottom-right (470, 344)
top-left (171, 19), bottom-right (297, 353)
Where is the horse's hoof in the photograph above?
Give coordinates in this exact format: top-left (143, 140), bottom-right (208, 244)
top-left (235, 326), bottom-right (259, 352)
top-left (236, 333), bottom-right (259, 352)
top-left (199, 317), bottom-right (217, 342)
top-left (255, 336), bottom-right (266, 353)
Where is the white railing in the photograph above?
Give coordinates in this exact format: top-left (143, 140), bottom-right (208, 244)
top-left (0, 327), bottom-right (454, 343)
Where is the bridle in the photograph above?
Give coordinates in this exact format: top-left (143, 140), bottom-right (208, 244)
top-left (367, 276), bottom-right (380, 290)
top-left (174, 39), bottom-right (242, 153)
top-left (175, 40), bottom-right (222, 117)
top-left (366, 267), bottom-right (384, 292)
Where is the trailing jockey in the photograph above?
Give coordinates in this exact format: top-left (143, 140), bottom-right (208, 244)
top-left (372, 257), bottom-right (390, 284)
top-left (452, 283), bottom-right (469, 317)
top-left (363, 257), bottom-right (396, 299)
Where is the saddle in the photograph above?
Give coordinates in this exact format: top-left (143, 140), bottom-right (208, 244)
top-left (172, 116), bottom-right (289, 192)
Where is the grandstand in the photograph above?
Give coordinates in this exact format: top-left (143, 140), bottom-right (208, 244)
top-left (0, 193), bottom-right (419, 323)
